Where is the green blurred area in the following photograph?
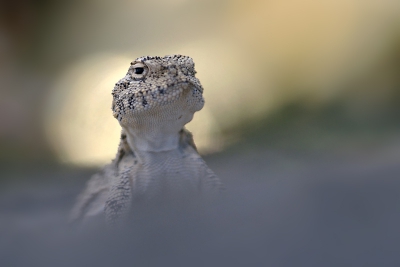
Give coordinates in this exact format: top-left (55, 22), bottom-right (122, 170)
top-left (1, 0), bottom-right (400, 167)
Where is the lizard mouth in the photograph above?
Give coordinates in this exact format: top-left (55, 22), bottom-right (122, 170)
top-left (112, 81), bottom-right (202, 122)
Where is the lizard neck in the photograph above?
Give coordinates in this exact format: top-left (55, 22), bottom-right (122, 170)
top-left (119, 101), bottom-right (195, 161)
top-left (124, 125), bottom-right (180, 154)
top-left (121, 114), bottom-right (193, 161)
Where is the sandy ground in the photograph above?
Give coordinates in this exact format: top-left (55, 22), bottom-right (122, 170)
top-left (0, 144), bottom-right (399, 267)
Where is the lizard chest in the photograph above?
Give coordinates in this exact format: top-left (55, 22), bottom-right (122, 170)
top-left (130, 152), bottom-right (203, 200)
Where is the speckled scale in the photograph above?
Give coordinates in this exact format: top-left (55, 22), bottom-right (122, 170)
top-left (111, 55), bottom-right (203, 119)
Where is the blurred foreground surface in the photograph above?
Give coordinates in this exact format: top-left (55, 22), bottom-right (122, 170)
top-left (1, 142), bottom-right (399, 267)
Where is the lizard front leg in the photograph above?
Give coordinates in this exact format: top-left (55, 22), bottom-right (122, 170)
top-left (104, 168), bottom-right (133, 226)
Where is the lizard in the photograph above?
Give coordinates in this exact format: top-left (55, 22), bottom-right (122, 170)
top-left (69, 54), bottom-right (224, 226)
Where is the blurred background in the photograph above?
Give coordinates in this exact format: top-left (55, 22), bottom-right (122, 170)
top-left (1, 0), bottom-right (400, 266)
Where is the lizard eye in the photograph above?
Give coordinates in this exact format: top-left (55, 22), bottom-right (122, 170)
top-left (134, 67), bottom-right (144, 74)
top-left (131, 62), bottom-right (148, 80)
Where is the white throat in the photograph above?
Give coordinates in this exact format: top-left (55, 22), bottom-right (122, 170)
top-left (122, 108), bottom-right (194, 153)
top-left (120, 87), bottom-right (198, 154)
top-left (124, 126), bottom-right (180, 152)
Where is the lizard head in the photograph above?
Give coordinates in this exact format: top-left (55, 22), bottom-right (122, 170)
top-left (111, 55), bottom-right (205, 129)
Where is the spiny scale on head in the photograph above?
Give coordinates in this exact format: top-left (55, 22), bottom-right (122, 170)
top-left (111, 55), bottom-right (204, 121)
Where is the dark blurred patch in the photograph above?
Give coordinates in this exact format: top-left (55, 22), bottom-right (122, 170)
top-left (0, 0), bottom-right (56, 62)
top-left (0, 0), bottom-right (59, 164)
